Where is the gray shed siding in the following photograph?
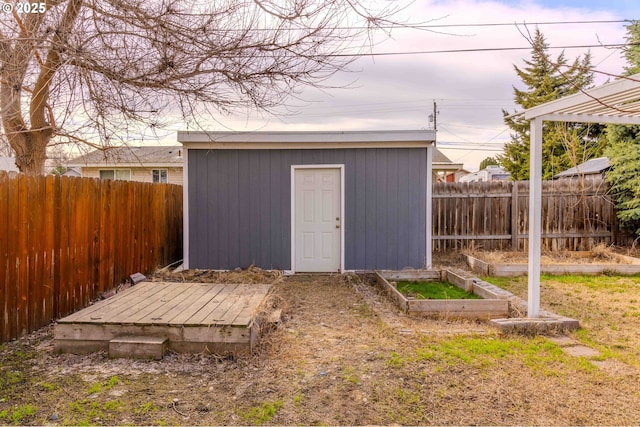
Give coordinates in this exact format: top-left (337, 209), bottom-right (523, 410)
top-left (188, 148), bottom-right (427, 270)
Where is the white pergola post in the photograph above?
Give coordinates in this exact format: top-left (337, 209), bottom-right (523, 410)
top-left (527, 117), bottom-right (543, 318)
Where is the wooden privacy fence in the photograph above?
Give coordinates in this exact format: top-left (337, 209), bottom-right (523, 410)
top-left (432, 178), bottom-right (628, 251)
top-left (0, 172), bottom-right (183, 342)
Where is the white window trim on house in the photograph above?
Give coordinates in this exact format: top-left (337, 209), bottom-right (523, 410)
top-left (152, 169), bottom-right (168, 183)
top-left (99, 169), bottom-right (131, 181)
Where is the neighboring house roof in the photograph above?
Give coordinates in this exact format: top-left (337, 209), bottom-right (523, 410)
top-left (68, 146), bottom-right (184, 167)
top-left (554, 157), bottom-right (610, 179)
top-left (62, 167), bottom-right (81, 177)
top-left (0, 157), bottom-right (19, 172)
top-left (433, 148), bottom-right (463, 171)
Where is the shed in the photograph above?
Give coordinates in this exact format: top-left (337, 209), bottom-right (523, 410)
top-left (178, 130), bottom-right (436, 273)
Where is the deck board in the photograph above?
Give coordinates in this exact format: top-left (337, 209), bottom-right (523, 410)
top-left (126, 284), bottom-right (201, 324)
top-left (166, 283), bottom-right (227, 325)
top-left (202, 285), bottom-right (246, 324)
top-left (54, 282), bottom-right (272, 357)
top-left (232, 285), bottom-right (271, 326)
top-left (186, 284), bottom-right (239, 325)
top-left (62, 282), bottom-right (170, 322)
top-left (101, 283), bottom-right (186, 323)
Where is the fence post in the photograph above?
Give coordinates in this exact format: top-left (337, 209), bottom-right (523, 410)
top-left (511, 182), bottom-right (518, 250)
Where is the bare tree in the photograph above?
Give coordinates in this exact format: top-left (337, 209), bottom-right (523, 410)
top-left (0, 133), bottom-right (11, 156)
top-left (0, 0), bottom-right (409, 174)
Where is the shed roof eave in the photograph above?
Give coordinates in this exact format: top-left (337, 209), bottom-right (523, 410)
top-left (177, 130), bottom-right (436, 148)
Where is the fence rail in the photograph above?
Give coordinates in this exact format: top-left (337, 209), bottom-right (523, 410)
top-left (432, 179), bottom-right (631, 251)
top-left (0, 172), bottom-right (183, 342)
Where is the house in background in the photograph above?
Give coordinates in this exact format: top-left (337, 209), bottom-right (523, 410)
top-left (178, 130), bottom-right (435, 273)
top-left (452, 169), bottom-right (471, 182)
top-left (67, 144), bottom-right (459, 187)
top-left (459, 165), bottom-right (510, 183)
top-left (432, 148), bottom-right (464, 182)
top-left (554, 157), bottom-right (610, 181)
top-left (68, 145), bottom-right (184, 185)
top-left (61, 167), bottom-right (81, 177)
top-left (0, 157), bottom-right (19, 173)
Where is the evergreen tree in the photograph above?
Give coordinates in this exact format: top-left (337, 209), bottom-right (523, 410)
top-left (500, 29), bottom-right (605, 180)
top-left (604, 21), bottom-right (640, 235)
top-left (479, 156), bottom-right (499, 170)
top-left (622, 21), bottom-right (640, 75)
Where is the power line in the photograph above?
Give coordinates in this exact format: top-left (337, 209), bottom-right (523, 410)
top-left (390, 19), bottom-right (633, 29)
top-left (213, 19), bottom-right (634, 32)
top-left (437, 145), bottom-right (504, 151)
top-left (333, 43), bottom-right (633, 57)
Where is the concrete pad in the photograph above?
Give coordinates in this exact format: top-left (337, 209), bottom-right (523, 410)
top-left (109, 335), bottom-right (168, 360)
top-left (489, 316), bottom-right (580, 334)
top-left (563, 345), bottom-right (601, 358)
top-left (548, 335), bottom-right (577, 347)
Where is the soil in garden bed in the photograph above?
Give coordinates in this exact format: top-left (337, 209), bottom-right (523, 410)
top-left (396, 280), bottom-right (480, 300)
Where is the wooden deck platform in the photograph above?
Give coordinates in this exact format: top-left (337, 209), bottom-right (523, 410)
top-left (54, 282), bottom-right (272, 358)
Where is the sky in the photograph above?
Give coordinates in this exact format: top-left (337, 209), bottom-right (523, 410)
top-left (164, 0), bottom-right (640, 171)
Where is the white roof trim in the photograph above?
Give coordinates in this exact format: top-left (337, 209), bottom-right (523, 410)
top-left (68, 163), bottom-right (183, 168)
top-left (178, 130), bottom-right (435, 149)
top-left (432, 162), bottom-right (464, 171)
top-left (520, 72), bottom-right (640, 124)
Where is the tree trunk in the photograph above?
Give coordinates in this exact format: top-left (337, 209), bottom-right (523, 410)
top-left (9, 130), bottom-right (49, 175)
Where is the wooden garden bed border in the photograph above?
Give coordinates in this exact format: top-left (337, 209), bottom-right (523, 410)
top-left (375, 270), bottom-right (509, 320)
top-left (466, 252), bottom-right (640, 277)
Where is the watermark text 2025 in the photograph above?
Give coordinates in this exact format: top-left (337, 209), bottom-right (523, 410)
top-left (2, 3), bottom-right (46, 14)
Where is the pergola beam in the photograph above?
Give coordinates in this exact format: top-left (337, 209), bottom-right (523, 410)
top-left (538, 113), bottom-right (640, 125)
top-left (523, 74), bottom-right (640, 119)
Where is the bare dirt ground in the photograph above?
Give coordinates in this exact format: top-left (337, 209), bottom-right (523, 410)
top-left (2, 253), bottom-right (640, 425)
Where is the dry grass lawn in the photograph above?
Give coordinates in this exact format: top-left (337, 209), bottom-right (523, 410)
top-left (468, 244), bottom-right (631, 265)
top-left (2, 254), bottom-right (640, 425)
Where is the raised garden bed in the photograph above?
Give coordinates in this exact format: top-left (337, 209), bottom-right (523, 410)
top-left (395, 280), bottom-right (480, 300)
top-left (375, 269), bottom-right (579, 333)
top-left (466, 251), bottom-right (640, 277)
top-left (375, 270), bottom-right (509, 320)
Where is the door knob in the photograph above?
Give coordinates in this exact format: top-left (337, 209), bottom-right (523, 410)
top-left (336, 224), bottom-right (340, 228)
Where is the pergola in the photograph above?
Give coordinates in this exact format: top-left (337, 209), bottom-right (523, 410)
top-left (515, 72), bottom-right (640, 317)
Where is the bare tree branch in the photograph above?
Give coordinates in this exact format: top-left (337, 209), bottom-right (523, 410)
top-left (0, 0), bottom-right (416, 174)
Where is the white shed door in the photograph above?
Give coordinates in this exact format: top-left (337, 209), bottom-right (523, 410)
top-left (294, 168), bottom-right (341, 272)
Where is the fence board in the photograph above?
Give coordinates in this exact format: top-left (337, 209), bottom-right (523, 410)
top-left (43, 176), bottom-right (55, 324)
top-left (0, 172), bottom-right (183, 343)
top-left (0, 173), bottom-right (8, 341)
top-left (432, 179), bottom-right (631, 251)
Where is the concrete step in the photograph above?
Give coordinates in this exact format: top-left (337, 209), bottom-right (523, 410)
top-left (109, 335), bottom-right (168, 360)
